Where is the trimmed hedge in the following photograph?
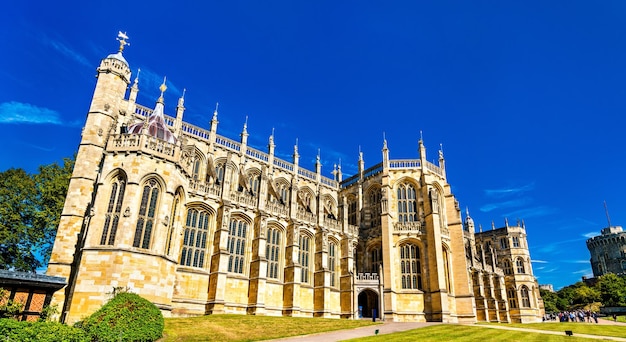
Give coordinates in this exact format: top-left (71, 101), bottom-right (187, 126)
top-left (0, 318), bottom-right (89, 342)
top-left (79, 292), bottom-right (164, 342)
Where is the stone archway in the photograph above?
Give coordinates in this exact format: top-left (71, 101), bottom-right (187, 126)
top-left (357, 288), bottom-right (379, 318)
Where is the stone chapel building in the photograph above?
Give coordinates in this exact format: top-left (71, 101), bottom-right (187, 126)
top-left (46, 34), bottom-right (543, 324)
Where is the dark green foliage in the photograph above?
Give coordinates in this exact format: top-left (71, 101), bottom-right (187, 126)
top-left (541, 275), bottom-right (626, 312)
top-left (0, 156), bottom-right (74, 271)
top-left (80, 292), bottom-right (164, 342)
top-left (595, 273), bottom-right (626, 307)
top-left (0, 318), bottom-right (89, 342)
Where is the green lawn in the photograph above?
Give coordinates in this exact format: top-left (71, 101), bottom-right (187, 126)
top-left (343, 324), bottom-right (604, 342)
top-left (480, 322), bottom-right (626, 338)
top-left (162, 314), bottom-right (379, 342)
top-left (161, 315), bottom-right (626, 342)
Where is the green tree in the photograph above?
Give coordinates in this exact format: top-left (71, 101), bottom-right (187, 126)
top-left (571, 285), bottom-right (600, 306)
top-left (33, 157), bottom-right (74, 263)
top-left (595, 273), bottom-right (626, 307)
top-left (539, 289), bottom-right (559, 313)
top-left (0, 168), bottom-right (38, 271)
top-left (0, 156), bottom-right (74, 271)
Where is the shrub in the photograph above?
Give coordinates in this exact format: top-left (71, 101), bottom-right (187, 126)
top-left (79, 292), bottom-right (164, 342)
top-left (0, 318), bottom-right (89, 342)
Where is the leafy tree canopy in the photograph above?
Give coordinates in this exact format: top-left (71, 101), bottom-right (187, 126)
top-left (0, 156), bottom-right (74, 271)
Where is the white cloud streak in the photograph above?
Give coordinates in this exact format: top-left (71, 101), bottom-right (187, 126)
top-left (47, 39), bottom-right (91, 68)
top-left (484, 183), bottom-right (535, 198)
top-left (0, 102), bottom-right (62, 125)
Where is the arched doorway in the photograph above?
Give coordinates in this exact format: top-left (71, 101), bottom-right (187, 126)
top-left (358, 289), bottom-right (379, 318)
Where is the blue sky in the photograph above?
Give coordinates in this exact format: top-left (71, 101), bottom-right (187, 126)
top-left (3, 1), bottom-right (626, 289)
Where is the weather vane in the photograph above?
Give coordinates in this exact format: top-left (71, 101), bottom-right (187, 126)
top-left (117, 31), bottom-right (130, 52)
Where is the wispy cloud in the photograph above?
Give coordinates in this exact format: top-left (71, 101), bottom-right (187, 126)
top-left (566, 260), bottom-right (590, 264)
top-left (484, 183), bottom-right (535, 198)
top-left (572, 268), bottom-right (592, 276)
top-left (502, 206), bottom-right (557, 218)
top-left (583, 231), bottom-right (598, 239)
top-left (46, 39), bottom-right (91, 68)
top-left (480, 198), bottom-right (531, 212)
top-left (531, 260), bottom-right (548, 263)
top-left (0, 102), bottom-right (62, 125)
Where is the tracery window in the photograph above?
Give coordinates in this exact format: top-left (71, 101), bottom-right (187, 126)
top-left (165, 195), bottom-right (181, 255)
top-left (227, 218), bottom-right (248, 273)
top-left (368, 188), bottom-right (382, 227)
top-left (500, 238), bottom-right (509, 249)
top-left (507, 288), bottom-right (518, 309)
top-left (100, 175), bottom-right (126, 245)
top-left (133, 179), bottom-right (160, 249)
top-left (192, 158), bottom-right (201, 181)
top-left (215, 162), bottom-right (225, 185)
top-left (520, 286), bottom-right (531, 308)
top-left (397, 183), bottom-right (417, 223)
top-left (266, 227), bottom-right (281, 279)
top-left (503, 259), bottom-right (513, 275)
top-left (299, 235), bottom-right (311, 284)
top-left (248, 173), bottom-right (260, 196)
top-left (348, 198), bottom-right (357, 225)
top-left (400, 243), bottom-right (422, 290)
top-left (370, 247), bottom-right (382, 273)
top-left (516, 258), bottom-right (525, 274)
top-left (512, 236), bottom-right (520, 248)
top-left (180, 208), bottom-right (209, 267)
top-left (329, 241), bottom-right (338, 287)
top-left (443, 247), bottom-right (451, 292)
top-left (278, 183), bottom-right (289, 204)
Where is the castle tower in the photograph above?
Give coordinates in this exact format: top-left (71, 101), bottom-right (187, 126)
top-left (47, 32), bottom-right (131, 322)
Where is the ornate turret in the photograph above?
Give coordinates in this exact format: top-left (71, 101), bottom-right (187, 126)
top-left (464, 207), bottom-right (475, 232)
top-left (47, 31), bottom-right (133, 322)
top-left (127, 78), bottom-right (176, 143)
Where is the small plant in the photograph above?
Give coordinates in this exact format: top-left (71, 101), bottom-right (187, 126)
top-left (39, 303), bottom-right (59, 322)
top-left (79, 292), bottom-right (164, 342)
top-left (0, 288), bottom-right (23, 319)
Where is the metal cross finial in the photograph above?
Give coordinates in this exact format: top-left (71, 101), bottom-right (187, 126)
top-left (117, 31), bottom-right (130, 52)
top-left (159, 76), bottom-right (167, 96)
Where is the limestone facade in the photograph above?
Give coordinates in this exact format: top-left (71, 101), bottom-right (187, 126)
top-left (46, 38), bottom-right (543, 324)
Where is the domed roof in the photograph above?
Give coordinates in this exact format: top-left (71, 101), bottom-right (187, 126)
top-left (106, 51), bottom-right (128, 65)
top-left (128, 98), bottom-right (177, 144)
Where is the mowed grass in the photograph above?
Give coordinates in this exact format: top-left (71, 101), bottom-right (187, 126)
top-left (344, 324), bottom-right (601, 342)
top-left (161, 314), bottom-right (379, 342)
top-left (480, 321), bottom-right (626, 338)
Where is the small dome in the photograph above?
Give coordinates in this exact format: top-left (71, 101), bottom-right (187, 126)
top-left (106, 51), bottom-right (128, 66)
top-left (127, 101), bottom-right (176, 144)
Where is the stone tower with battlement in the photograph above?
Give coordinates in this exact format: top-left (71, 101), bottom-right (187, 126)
top-left (47, 34), bottom-right (543, 324)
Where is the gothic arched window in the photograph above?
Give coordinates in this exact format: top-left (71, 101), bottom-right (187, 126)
top-left (133, 179), bottom-right (160, 249)
top-left (400, 243), bottom-right (422, 290)
top-left (507, 288), bottom-right (518, 309)
top-left (329, 241), bottom-right (338, 287)
top-left (348, 198), bottom-right (357, 225)
top-left (370, 247), bottom-right (382, 273)
top-left (503, 259), bottom-right (513, 275)
top-left (165, 193), bottom-right (181, 256)
top-left (520, 286), bottom-right (531, 308)
top-left (100, 174), bottom-right (126, 245)
top-left (397, 183), bottom-right (417, 223)
top-left (299, 235), bottom-right (311, 284)
top-left (368, 188), bottom-right (382, 227)
top-left (227, 217), bottom-right (248, 274)
top-left (180, 208), bottom-right (210, 268)
top-left (266, 227), bottom-right (281, 279)
top-left (516, 258), bottom-right (525, 274)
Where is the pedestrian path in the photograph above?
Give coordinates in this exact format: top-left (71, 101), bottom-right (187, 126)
top-left (466, 323), bottom-right (626, 342)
